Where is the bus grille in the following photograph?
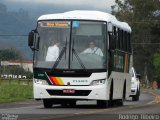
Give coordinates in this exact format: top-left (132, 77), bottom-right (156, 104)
top-left (46, 90), bottom-right (91, 96)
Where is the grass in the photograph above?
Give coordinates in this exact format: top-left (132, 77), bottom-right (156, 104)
top-left (0, 79), bottom-right (33, 103)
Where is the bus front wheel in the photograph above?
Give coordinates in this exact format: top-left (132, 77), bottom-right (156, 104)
top-left (43, 99), bottom-right (53, 108)
top-left (97, 100), bottom-right (108, 108)
top-left (132, 89), bottom-right (139, 101)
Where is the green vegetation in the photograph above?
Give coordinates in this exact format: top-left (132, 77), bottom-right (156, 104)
top-left (0, 2), bottom-right (33, 59)
top-left (153, 53), bottom-right (160, 83)
top-left (0, 49), bottom-right (33, 79)
top-left (0, 65), bottom-right (33, 79)
top-left (0, 80), bottom-right (33, 103)
top-left (153, 53), bottom-right (160, 73)
top-left (0, 48), bottom-right (22, 60)
top-left (111, 0), bottom-right (160, 83)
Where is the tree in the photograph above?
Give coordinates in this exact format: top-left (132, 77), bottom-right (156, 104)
top-left (153, 53), bottom-right (160, 83)
top-left (111, 0), bottom-right (160, 81)
top-left (0, 48), bottom-right (22, 61)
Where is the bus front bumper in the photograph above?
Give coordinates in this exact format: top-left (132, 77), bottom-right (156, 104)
top-left (34, 84), bottom-right (108, 100)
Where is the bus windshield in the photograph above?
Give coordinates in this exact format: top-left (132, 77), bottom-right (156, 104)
top-left (35, 20), bottom-right (107, 71)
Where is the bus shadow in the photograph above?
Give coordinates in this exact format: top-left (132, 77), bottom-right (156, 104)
top-left (51, 103), bottom-right (127, 109)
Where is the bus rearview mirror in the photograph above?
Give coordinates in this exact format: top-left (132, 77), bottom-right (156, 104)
top-left (108, 22), bottom-right (112, 32)
top-left (136, 74), bottom-right (141, 79)
top-left (28, 31), bottom-right (35, 47)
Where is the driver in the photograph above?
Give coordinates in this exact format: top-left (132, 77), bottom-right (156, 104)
top-left (45, 40), bottom-right (60, 61)
top-left (82, 41), bottom-right (103, 56)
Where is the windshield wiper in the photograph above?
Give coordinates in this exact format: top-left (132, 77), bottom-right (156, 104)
top-left (52, 38), bottom-right (67, 69)
top-left (72, 39), bottom-right (87, 71)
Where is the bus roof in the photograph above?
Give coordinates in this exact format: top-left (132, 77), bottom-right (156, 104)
top-left (38, 10), bottom-right (131, 32)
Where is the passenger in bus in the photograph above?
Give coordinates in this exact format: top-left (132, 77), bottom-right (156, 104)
top-left (45, 40), bottom-right (60, 61)
top-left (82, 41), bottom-right (103, 56)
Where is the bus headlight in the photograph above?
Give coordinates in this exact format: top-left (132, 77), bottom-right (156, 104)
top-left (90, 79), bottom-right (106, 86)
top-left (34, 79), bottom-right (48, 85)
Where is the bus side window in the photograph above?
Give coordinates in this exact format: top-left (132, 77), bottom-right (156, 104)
top-left (118, 29), bottom-right (123, 50)
top-left (121, 30), bottom-right (124, 50)
top-left (126, 32), bottom-right (129, 52)
top-left (113, 26), bottom-right (118, 49)
top-left (127, 32), bottom-right (130, 52)
top-left (117, 28), bottom-right (120, 49)
top-left (124, 31), bottom-right (127, 52)
top-left (128, 33), bottom-right (131, 53)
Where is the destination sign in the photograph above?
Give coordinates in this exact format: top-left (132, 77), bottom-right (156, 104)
top-left (39, 21), bottom-right (70, 28)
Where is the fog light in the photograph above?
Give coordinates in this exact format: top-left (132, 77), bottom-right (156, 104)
top-left (34, 79), bottom-right (48, 85)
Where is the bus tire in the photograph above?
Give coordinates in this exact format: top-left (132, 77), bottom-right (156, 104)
top-left (116, 99), bottom-right (123, 106)
top-left (68, 100), bottom-right (76, 108)
top-left (97, 100), bottom-right (108, 108)
top-left (132, 89), bottom-right (139, 101)
top-left (61, 103), bottom-right (68, 107)
top-left (43, 99), bottom-right (53, 108)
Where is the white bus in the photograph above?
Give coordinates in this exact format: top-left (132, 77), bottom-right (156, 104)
top-left (28, 10), bottom-right (132, 108)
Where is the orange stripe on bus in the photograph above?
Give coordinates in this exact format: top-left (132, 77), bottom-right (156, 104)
top-left (56, 77), bottom-right (64, 85)
top-left (49, 77), bottom-right (59, 85)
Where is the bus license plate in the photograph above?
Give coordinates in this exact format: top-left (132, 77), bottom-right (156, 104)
top-left (63, 89), bottom-right (75, 94)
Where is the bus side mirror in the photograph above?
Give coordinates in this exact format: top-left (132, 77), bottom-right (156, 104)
top-left (136, 74), bottom-right (141, 79)
top-left (108, 22), bottom-right (116, 51)
top-left (108, 22), bottom-right (112, 33)
top-left (28, 31), bottom-right (35, 47)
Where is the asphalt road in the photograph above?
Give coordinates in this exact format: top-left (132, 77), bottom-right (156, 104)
top-left (0, 90), bottom-right (160, 120)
